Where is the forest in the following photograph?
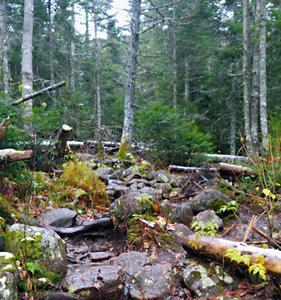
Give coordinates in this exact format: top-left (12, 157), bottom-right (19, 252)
top-left (0, 0), bottom-right (281, 299)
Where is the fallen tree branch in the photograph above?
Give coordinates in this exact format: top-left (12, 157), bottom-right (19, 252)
top-left (12, 81), bottom-right (66, 106)
top-left (0, 149), bottom-right (32, 163)
top-left (169, 165), bottom-right (217, 173)
top-left (181, 234), bottom-right (281, 275)
top-left (203, 153), bottom-right (253, 165)
top-left (218, 162), bottom-right (256, 176)
top-left (0, 117), bottom-right (9, 140)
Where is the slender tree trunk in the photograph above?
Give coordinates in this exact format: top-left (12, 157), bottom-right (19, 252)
top-left (85, 4), bottom-right (90, 52)
top-left (229, 64), bottom-right (237, 155)
top-left (184, 58), bottom-right (190, 103)
top-left (0, 0), bottom-right (9, 97)
top-left (242, 0), bottom-right (252, 152)
top-left (120, 0), bottom-right (141, 147)
top-left (70, 0), bottom-right (75, 91)
top-left (21, 0), bottom-right (34, 123)
top-left (251, 43), bottom-right (259, 154)
top-left (259, 0), bottom-right (268, 150)
top-left (48, 0), bottom-right (55, 86)
top-left (93, 1), bottom-right (102, 131)
top-left (172, 0), bottom-right (177, 108)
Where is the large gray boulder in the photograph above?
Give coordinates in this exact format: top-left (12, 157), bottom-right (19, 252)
top-left (110, 192), bottom-right (153, 220)
top-left (0, 252), bottom-right (17, 300)
top-left (38, 208), bottom-right (77, 228)
top-left (194, 210), bottom-right (223, 230)
top-left (161, 200), bottom-right (193, 226)
top-left (7, 224), bottom-right (67, 275)
top-left (63, 265), bottom-right (125, 300)
top-left (191, 188), bottom-right (231, 213)
top-left (129, 263), bottom-right (175, 299)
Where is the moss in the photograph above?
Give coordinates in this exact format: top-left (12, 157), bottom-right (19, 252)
top-left (207, 198), bottom-right (228, 212)
top-left (116, 141), bottom-right (134, 161)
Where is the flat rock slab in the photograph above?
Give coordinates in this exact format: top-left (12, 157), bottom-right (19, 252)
top-left (63, 265), bottom-right (125, 300)
top-left (90, 251), bottom-right (111, 262)
top-left (38, 208), bottom-right (77, 228)
top-left (112, 251), bottom-right (149, 276)
top-left (129, 263), bottom-right (175, 300)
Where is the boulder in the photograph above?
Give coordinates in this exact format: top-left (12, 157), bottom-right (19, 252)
top-left (106, 181), bottom-right (129, 200)
top-left (0, 252), bottom-right (17, 300)
top-left (129, 263), bottom-right (175, 299)
top-left (155, 183), bottom-right (172, 197)
top-left (173, 223), bottom-right (193, 243)
top-left (156, 171), bottom-right (170, 183)
top-left (160, 200), bottom-right (193, 226)
top-left (95, 167), bottom-right (114, 181)
top-left (7, 224), bottom-right (67, 275)
top-left (112, 251), bottom-right (149, 276)
top-left (38, 208), bottom-right (77, 228)
top-left (191, 188), bottom-right (231, 213)
top-left (183, 259), bottom-right (216, 297)
top-left (194, 210), bottom-right (223, 230)
top-left (63, 265), bottom-right (125, 300)
top-left (138, 186), bottom-right (163, 201)
top-left (110, 192), bottom-right (153, 220)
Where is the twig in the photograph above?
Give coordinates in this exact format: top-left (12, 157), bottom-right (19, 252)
top-left (243, 215), bottom-right (258, 243)
top-left (253, 226), bottom-right (281, 251)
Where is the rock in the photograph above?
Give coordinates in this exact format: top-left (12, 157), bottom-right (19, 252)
top-left (109, 169), bottom-right (123, 180)
top-left (38, 208), bottom-right (77, 228)
top-left (160, 200), bottom-right (193, 226)
top-left (183, 259), bottom-right (216, 297)
top-left (155, 183), bottom-right (172, 197)
top-left (106, 181), bottom-right (129, 200)
top-left (8, 224), bottom-right (67, 275)
top-left (191, 188), bottom-right (231, 213)
top-left (138, 186), bottom-right (163, 201)
top-left (44, 292), bottom-right (82, 300)
top-left (194, 210), bottom-right (223, 230)
top-left (129, 263), bottom-right (175, 299)
top-left (0, 270), bottom-right (18, 300)
top-left (170, 175), bottom-right (182, 188)
top-left (173, 223), bottom-right (193, 243)
top-left (63, 265), bottom-right (125, 300)
top-left (214, 265), bottom-right (234, 285)
top-left (109, 192), bottom-right (153, 220)
top-left (95, 167), bottom-right (114, 181)
top-left (156, 171), bottom-right (170, 183)
top-left (169, 189), bottom-right (180, 199)
top-left (112, 251), bottom-right (149, 276)
top-left (0, 252), bottom-right (17, 300)
top-left (90, 251), bottom-right (111, 262)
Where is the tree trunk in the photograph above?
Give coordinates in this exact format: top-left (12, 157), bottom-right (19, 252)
top-left (184, 58), bottom-right (190, 103)
top-left (120, 0), bottom-right (141, 146)
top-left (48, 0), bottom-right (55, 87)
top-left (93, 0), bottom-right (102, 132)
top-left (21, 0), bottom-right (34, 124)
top-left (70, 0), bottom-right (75, 91)
top-left (56, 124), bottom-right (72, 157)
top-left (0, 117), bottom-right (9, 140)
top-left (0, 0), bottom-right (9, 97)
top-left (242, 0), bottom-right (252, 151)
top-left (259, 0), bottom-right (268, 150)
top-left (172, 0), bottom-right (177, 108)
top-left (229, 63), bottom-right (237, 155)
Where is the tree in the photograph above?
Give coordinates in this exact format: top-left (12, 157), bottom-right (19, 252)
top-left (0, 0), bottom-right (9, 96)
top-left (21, 0), bottom-right (34, 122)
top-left (119, 0), bottom-right (142, 150)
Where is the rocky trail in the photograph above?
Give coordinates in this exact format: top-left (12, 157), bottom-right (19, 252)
top-left (1, 151), bottom-right (281, 300)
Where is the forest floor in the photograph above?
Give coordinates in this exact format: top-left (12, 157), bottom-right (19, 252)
top-left (1, 148), bottom-right (281, 300)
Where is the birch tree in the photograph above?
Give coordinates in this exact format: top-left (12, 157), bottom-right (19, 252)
top-left (0, 0), bottom-right (9, 96)
top-left (259, 0), bottom-right (268, 150)
top-left (119, 0), bottom-right (141, 150)
top-left (21, 0), bottom-right (34, 121)
top-left (172, 0), bottom-right (177, 108)
top-left (242, 0), bottom-right (252, 151)
top-left (70, 0), bottom-right (76, 91)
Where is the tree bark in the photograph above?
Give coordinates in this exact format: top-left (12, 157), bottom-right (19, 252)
top-left (259, 0), bottom-right (268, 150)
top-left (242, 0), bottom-right (252, 151)
top-left (21, 0), bottom-right (34, 123)
top-left (229, 63), bottom-right (237, 155)
top-left (0, 117), bottom-right (9, 140)
top-left (56, 124), bottom-right (72, 157)
top-left (0, 149), bottom-right (32, 163)
top-left (172, 0), bottom-right (177, 108)
top-left (70, 0), bottom-right (76, 91)
top-left (181, 234), bottom-right (281, 275)
top-left (47, 0), bottom-right (55, 88)
top-left (120, 0), bottom-right (141, 146)
top-left (0, 0), bottom-right (9, 97)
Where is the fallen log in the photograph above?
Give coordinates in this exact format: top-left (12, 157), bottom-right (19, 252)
top-left (218, 162), bottom-right (256, 176)
top-left (169, 165), bottom-right (217, 173)
top-left (0, 149), bottom-right (32, 163)
top-left (0, 117), bottom-right (9, 140)
top-left (12, 81), bottom-right (66, 106)
top-left (56, 124), bottom-right (72, 157)
top-left (203, 153), bottom-right (253, 165)
top-left (48, 218), bottom-right (113, 237)
top-left (181, 234), bottom-right (281, 275)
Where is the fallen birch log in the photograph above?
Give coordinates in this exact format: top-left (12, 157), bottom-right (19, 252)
top-left (12, 81), bottom-right (66, 106)
top-left (182, 234), bottom-right (281, 275)
top-left (218, 162), bottom-right (256, 176)
top-left (56, 124), bottom-right (72, 157)
top-left (203, 153), bottom-right (253, 165)
top-left (0, 149), bottom-right (32, 162)
top-left (169, 165), bottom-right (217, 173)
top-left (0, 117), bottom-right (9, 140)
